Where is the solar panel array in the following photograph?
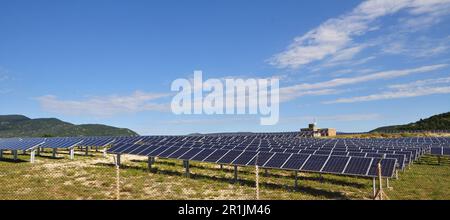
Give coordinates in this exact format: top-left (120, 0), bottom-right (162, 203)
top-left (0, 136), bottom-right (117, 151)
top-left (1, 134), bottom-right (448, 178)
top-left (106, 135), bottom-right (450, 178)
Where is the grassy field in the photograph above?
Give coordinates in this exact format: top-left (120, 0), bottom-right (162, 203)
top-left (0, 149), bottom-right (449, 200)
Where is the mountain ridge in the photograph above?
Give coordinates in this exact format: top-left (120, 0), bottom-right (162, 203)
top-left (0, 114), bottom-right (138, 138)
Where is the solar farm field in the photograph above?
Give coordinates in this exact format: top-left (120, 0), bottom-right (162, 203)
top-left (0, 134), bottom-right (449, 200)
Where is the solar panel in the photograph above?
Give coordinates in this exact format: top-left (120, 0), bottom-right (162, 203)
top-left (281, 154), bottom-right (310, 170)
top-left (203, 149), bottom-right (229, 163)
top-left (169, 148), bottom-right (192, 158)
top-left (344, 157), bottom-right (372, 176)
top-left (443, 148), bottom-right (450, 155)
top-left (232, 151), bottom-right (258, 166)
top-left (321, 156), bottom-right (350, 174)
top-left (178, 148), bottom-right (203, 160)
top-left (190, 149), bottom-right (216, 161)
top-left (262, 153), bottom-right (291, 168)
top-left (217, 150), bottom-right (243, 164)
top-left (247, 152), bottom-right (275, 166)
top-left (157, 147), bottom-right (180, 158)
top-left (301, 155), bottom-right (329, 172)
top-left (367, 158), bottom-right (397, 178)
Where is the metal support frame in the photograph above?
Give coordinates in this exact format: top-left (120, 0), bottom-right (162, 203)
top-left (0, 149), bottom-right (3, 159)
top-left (220, 164), bottom-right (223, 169)
top-left (386, 178), bottom-right (391, 189)
top-left (69, 147), bottom-right (75, 160)
top-left (148, 156), bottom-right (153, 170)
top-left (116, 154), bottom-right (121, 167)
top-left (30, 149), bottom-right (36, 163)
top-left (85, 146), bottom-right (89, 156)
top-left (36, 147), bottom-right (40, 156)
top-left (13, 150), bottom-right (18, 161)
top-left (294, 171), bottom-right (298, 189)
top-left (234, 165), bottom-right (238, 182)
top-left (52, 148), bottom-right (57, 158)
top-left (184, 160), bottom-right (190, 178)
top-left (264, 169), bottom-right (268, 177)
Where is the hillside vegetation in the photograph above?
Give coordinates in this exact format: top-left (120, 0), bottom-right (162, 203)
top-left (0, 115), bottom-right (138, 138)
top-left (372, 112), bottom-right (450, 132)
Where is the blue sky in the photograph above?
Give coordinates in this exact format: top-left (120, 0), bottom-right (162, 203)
top-left (1, 0), bottom-right (450, 135)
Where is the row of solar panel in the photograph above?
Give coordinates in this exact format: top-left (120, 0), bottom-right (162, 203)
top-left (107, 144), bottom-right (397, 178)
top-left (430, 147), bottom-right (450, 156)
top-left (0, 137), bottom-right (115, 150)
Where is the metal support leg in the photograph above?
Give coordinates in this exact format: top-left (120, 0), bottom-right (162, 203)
top-left (148, 156), bottom-right (152, 170)
top-left (0, 150), bottom-right (3, 159)
top-left (264, 169), bottom-right (268, 177)
top-left (234, 165), bottom-right (238, 182)
top-left (13, 150), bottom-right (18, 161)
top-left (220, 165), bottom-right (223, 169)
top-left (116, 154), bottom-right (121, 167)
top-left (103, 148), bottom-right (107, 158)
top-left (96, 146), bottom-right (99, 152)
top-left (185, 160), bottom-right (190, 178)
top-left (85, 146), bottom-right (89, 156)
top-left (36, 147), bottom-right (40, 156)
top-left (69, 148), bottom-right (75, 160)
top-left (52, 148), bottom-right (57, 158)
top-left (22, 150), bottom-right (27, 155)
top-left (372, 177), bottom-right (376, 197)
top-left (30, 149), bottom-right (36, 163)
top-left (395, 170), bottom-right (399, 180)
top-left (386, 178), bottom-right (390, 189)
top-left (294, 171), bottom-right (298, 189)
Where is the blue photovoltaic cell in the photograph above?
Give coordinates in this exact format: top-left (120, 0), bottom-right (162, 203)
top-left (348, 152), bottom-right (366, 157)
top-left (321, 156), bottom-right (349, 174)
top-left (247, 152), bottom-right (274, 166)
top-left (314, 150), bottom-right (331, 156)
top-left (169, 148), bottom-right (192, 158)
top-left (301, 155), bottom-right (329, 171)
top-left (284, 149), bottom-right (300, 154)
top-left (270, 148), bottom-right (285, 153)
top-left (367, 158), bottom-right (397, 178)
top-left (331, 151), bottom-right (348, 156)
top-left (147, 146), bottom-right (168, 157)
top-left (123, 144), bottom-right (146, 154)
top-left (203, 149), bottom-right (229, 163)
top-left (344, 157), bottom-right (372, 176)
top-left (178, 148), bottom-right (203, 160)
top-left (191, 149), bottom-right (216, 161)
top-left (217, 150), bottom-right (243, 164)
top-left (137, 145), bottom-right (159, 156)
top-left (232, 151), bottom-right (258, 166)
top-left (263, 153), bottom-right (291, 168)
top-left (430, 147), bottom-right (443, 155)
top-left (158, 147), bottom-right (180, 158)
top-left (108, 144), bottom-right (132, 153)
top-left (443, 148), bottom-right (450, 155)
top-left (281, 154), bottom-right (310, 170)
top-left (385, 154), bottom-right (405, 170)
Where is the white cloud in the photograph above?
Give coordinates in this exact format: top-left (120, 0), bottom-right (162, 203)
top-left (270, 0), bottom-right (450, 69)
top-left (278, 64), bottom-right (447, 102)
top-left (326, 76), bottom-right (450, 103)
top-left (37, 91), bottom-right (170, 117)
